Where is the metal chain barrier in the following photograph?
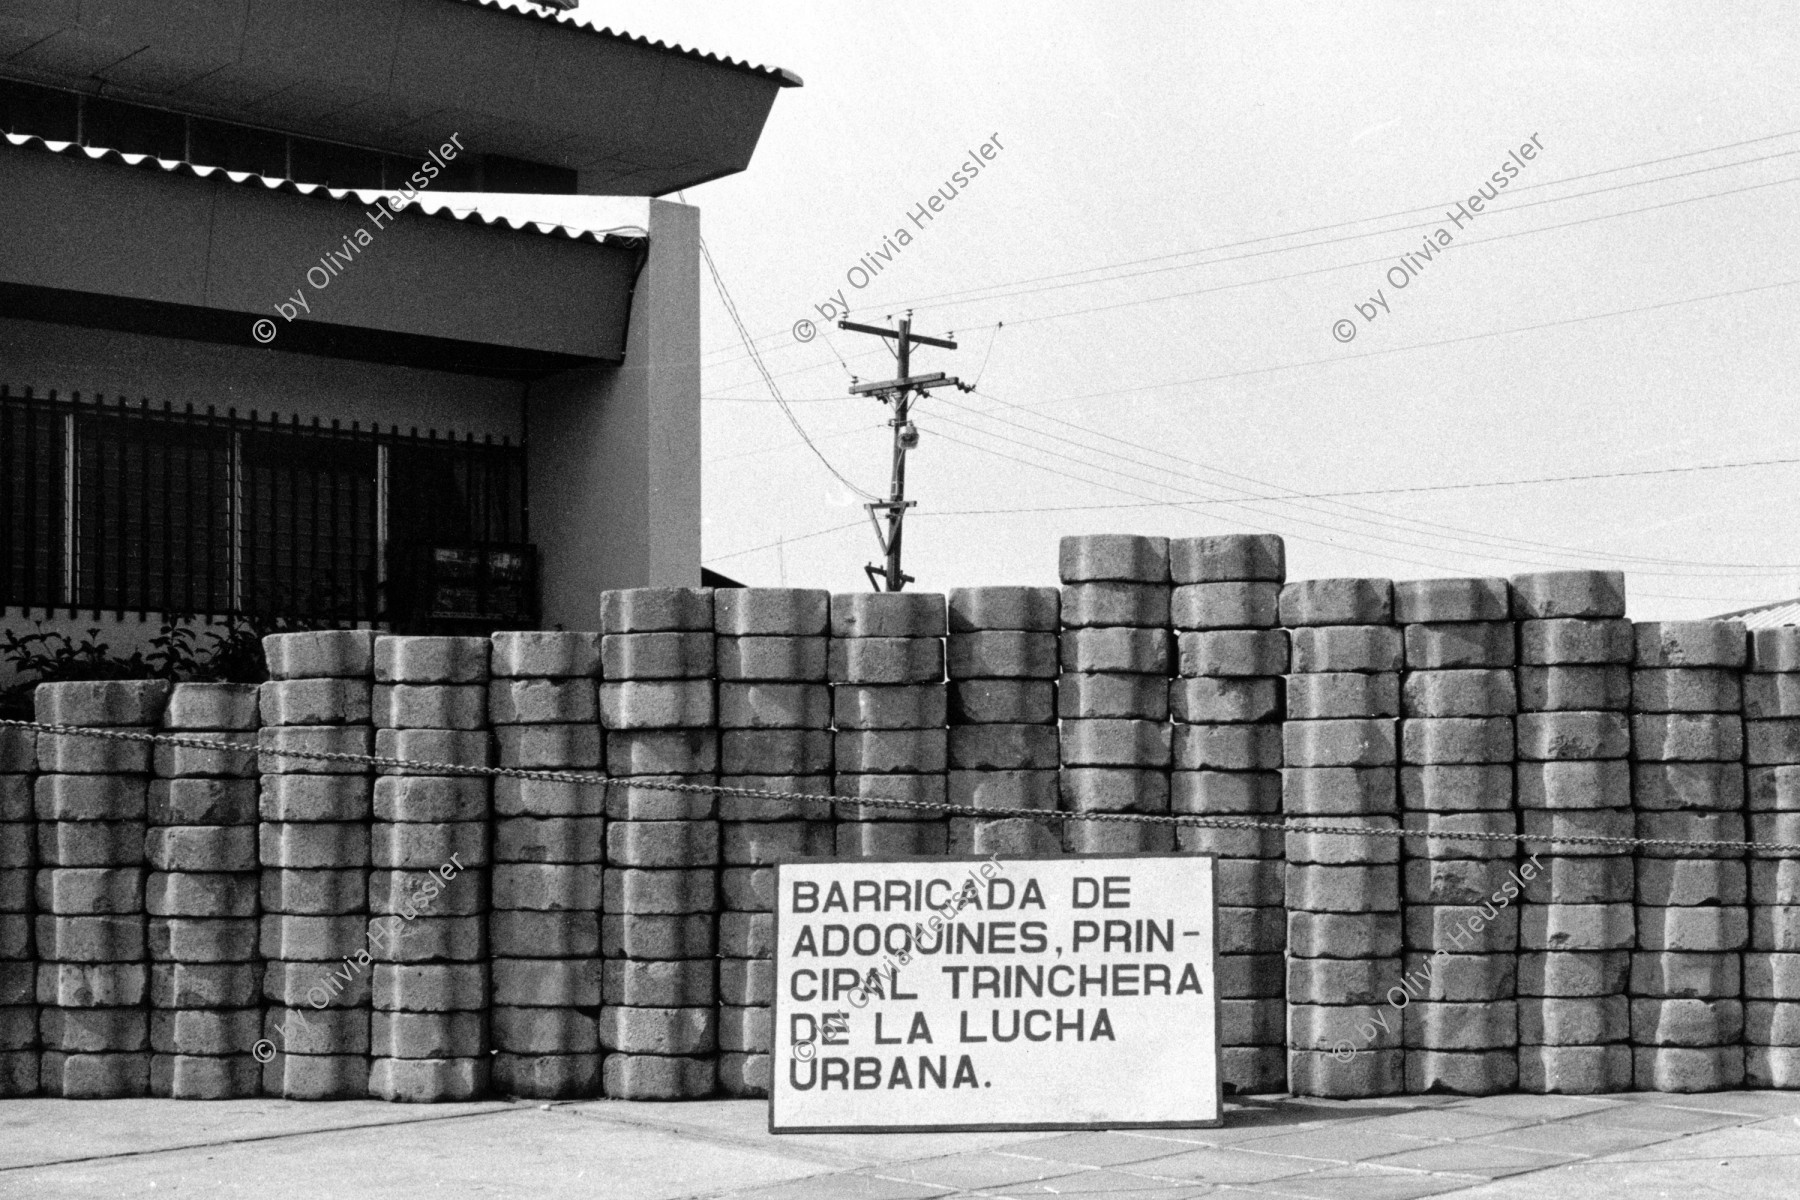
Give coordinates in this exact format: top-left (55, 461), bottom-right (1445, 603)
top-left (7, 716), bottom-right (1799, 856)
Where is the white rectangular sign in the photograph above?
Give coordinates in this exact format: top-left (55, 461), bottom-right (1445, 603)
top-left (770, 853), bottom-right (1220, 1133)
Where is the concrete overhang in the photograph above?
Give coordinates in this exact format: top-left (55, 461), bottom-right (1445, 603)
top-left (0, 0), bottom-right (800, 195)
top-left (0, 134), bottom-right (645, 376)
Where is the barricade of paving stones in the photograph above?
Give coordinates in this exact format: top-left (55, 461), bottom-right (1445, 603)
top-left (1169, 534), bottom-right (1287, 1095)
top-left (12, 538), bottom-right (1800, 1106)
top-left (488, 630), bottom-right (604, 1100)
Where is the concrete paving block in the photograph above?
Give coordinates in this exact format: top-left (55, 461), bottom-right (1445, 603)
top-left (717, 1005), bottom-right (772, 1055)
top-left (1519, 618), bottom-right (1634, 666)
top-left (38, 867), bottom-right (144, 915)
top-left (1399, 764), bottom-right (1513, 813)
top-left (1510, 570), bottom-right (1626, 620)
top-left (146, 872), bottom-right (257, 919)
top-left (367, 914), bottom-right (486, 964)
top-left (602, 588), bottom-right (715, 635)
top-left (1279, 578), bottom-right (1394, 627)
top-left (368, 1056), bottom-right (487, 1102)
top-left (830, 772), bottom-right (944, 820)
top-left (148, 778), bottom-right (257, 826)
top-left (258, 726), bottom-right (372, 776)
top-left (489, 631), bottom-right (601, 680)
top-left (829, 592), bottom-right (948, 639)
top-left (1216, 860), bottom-right (1285, 907)
top-left (1518, 800), bottom-right (1636, 851)
top-left (1287, 1048), bottom-right (1402, 1098)
top-left (604, 960), bottom-right (716, 1008)
top-left (258, 775), bottom-right (369, 824)
top-left (600, 632), bottom-right (715, 681)
top-left (1633, 1045), bottom-right (1744, 1092)
top-left (373, 684), bottom-right (487, 731)
top-left (368, 1014), bottom-right (488, 1062)
top-left (1287, 911), bottom-right (1401, 958)
top-left (1059, 627), bottom-right (1170, 676)
top-left (601, 913), bottom-right (716, 961)
top-left (1517, 1043), bottom-right (1632, 1093)
top-left (1285, 766), bottom-right (1396, 816)
top-left (370, 776), bottom-right (488, 825)
top-left (1747, 999), bottom-right (1800, 1043)
top-left (827, 638), bottom-right (945, 685)
top-left (1751, 627), bottom-right (1800, 673)
top-left (1749, 718), bottom-right (1800, 767)
top-left (491, 1052), bottom-right (599, 1099)
top-left (37, 820), bottom-right (146, 867)
top-left (832, 729), bottom-right (946, 774)
top-left (493, 816), bottom-right (603, 865)
top-left (1058, 767), bottom-right (1169, 814)
top-left (1214, 953), bottom-right (1285, 999)
top-left (1636, 810), bottom-right (1745, 857)
top-left (1745, 1046), bottom-right (1800, 1088)
top-left (1632, 762), bottom-right (1745, 814)
top-left (1402, 670), bottom-right (1517, 719)
top-left (600, 1006), bottom-right (716, 1056)
top-left (1517, 665), bottom-right (1632, 712)
top-left (0, 869), bottom-right (26, 914)
top-left (371, 821), bottom-right (487, 870)
top-left (1058, 534), bottom-right (1169, 584)
top-left (1403, 858), bottom-right (1515, 906)
top-left (604, 732), bottom-right (717, 778)
top-left (1058, 719), bottom-right (1171, 768)
top-left (1286, 673), bottom-right (1399, 720)
top-left (606, 821), bottom-right (719, 869)
top-left (1404, 1049), bottom-right (1517, 1094)
top-left (715, 588), bottom-right (831, 637)
top-left (1172, 724), bottom-right (1280, 772)
top-left (1398, 810), bottom-right (1517, 860)
top-left (261, 961), bottom-right (370, 1009)
top-left (492, 1008), bottom-right (598, 1055)
top-left (1060, 582), bottom-right (1171, 629)
top-left (601, 681), bottom-right (718, 731)
top-left (147, 825), bottom-right (258, 873)
top-left (1170, 769), bottom-right (1280, 816)
top-left (1395, 578), bottom-right (1510, 625)
top-left (487, 678), bottom-right (600, 726)
top-left (947, 630), bottom-right (1059, 680)
top-left (603, 1053), bottom-right (714, 1100)
top-left (259, 821), bottom-right (368, 870)
top-left (259, 914), bottom-right (368, 961)
top-left (1632, 997), bottom-right (1743, 1047)
top-left (149, 1053), bottom-right (260, 1099)
top-left (1056, 673), bottom-right (1168, 721)
top-left (1175, 823), bottom-right (1282, 859)
top-left (491, 959), bottom-right (598, 1008)
top-left (721, 820), bottom-right (834, 867)
top-left (376, 868), bottom-right (487, 919)
top-left (36, 731), bottom-right (151, 775)
top-left (488, 911), bottom-right (598, 959)
top-left (40, 1007), bottom-right (148, 1052)
top-left (493, 777), bottom-right (605, 820)
top-left (259, 679), bottom-right (372, 727)
top-left (150, 962), bottom-right (258, 1008)
top-left (1286, 815), bottom-right (1402, 865)
top-left (39, 1050), bottom-right (150, 1098)
top-left (1169, 534), bottom-right (1284, 584)
top-left (0, 777), bottom-right (27, 822)
top-left (1518, 995), bottom-right (1629, 1045)
top-left (1285, 864), bottom-right (1399, 913)
top-left (1403, 622), bottom-right (1516, 671)
top-left (1176, 629), bottom-right (1288, 678)
top-left (370, 964), bottom-right (490, 1013)
top-left (1219, 997), bottom-right (1286, 1045)
top-left (34, 914), bottom-right (145, 962)
top-left (715, 637), bottom-right (828, 683)
top-left (1170, 677), bottom-right (1280, 725)
top-left (952, 680), bottom-right (1056, 725)
top-left (1751, 766), bottom-right (1800, 813)
top-left (36, 680), bottom-right (171, 727)
top-left (1516, 711), bottom-right (1630, 761)
top-left (715, 775), bottom-right (833, 824)
top-left (832, 684), bottom-right (946, 730)
top-left (494, 724), bottom-right (602, 771)
top-left (36, 962), bottom-right (147, 1007)
top-left (1633, 620), bottom-right (1748, 669)
top-left (260, 868), bottom-right (366, 916)
top-left (262, 631), bottom-right (376, 681)
top-left (1519, 903), bottom-right (1635, 951)
top-left (1403, 1002), bottom-right (1518, 1050)
top-left (1290, 626), bottom-right (1403, 674)
top-left (1283, 718), bottom-right (1396, 768)
top-left (1517, 950), bottom-right (1631, 997)
top-left (260, 1052), bottom-right (371, 1100)
top-left (947, 586), bottom-right (1060, 633)
top-left (1289, 1003), bottom-right (1401, 1050)
top-left (163, 683), bottom-right (260, 732)
top-left (0, 728), bottom-right (35, 774)
top-left (947, 769), bottom-right (1059, 812)
top-left (949, 816), bottom-right (1063, 856)
top-left (1632, 713), bottom-right (1743, 763)
top-left (717, 911), bottom-right (775, 960)
top-left (1638, 859), bottom-right (1746, 907)
top-left (150, 1008), bottom-right (261, 1055)
top-left (1401, 717), bottom-right (1514, 765)
top-left (1747, 674), bottom-right (1800, 721)
top-left (1516, 760), bottom-right (1630, 810)
top-left (602, 868), bottom-right (716, 915)
top-left (717, 682), bottom-right (831, 731)
top-left (1752, 906), bottom-right (1800, 951)
top-left (148, 918), bottom-right (257, 965)
top-left (1405, 904), bottom-right (1519, 953)
top-left (1632, 668), bottom-right (1742, 715)
top-left (1631, 951), bottom-right (1742, 998)
top-left (1399, 951), bottom-right (1515, 1002)
top-left (1521, 857), bottom-right (1633, 905)
top-left (373, 637), bottom-right (490, 685)
top-left (835, 821), bottom-right (951, 858)
top-left (1062, 820), bottom-right (1175, 854)
top-left (1170, 582), bottom-right (1280, 631)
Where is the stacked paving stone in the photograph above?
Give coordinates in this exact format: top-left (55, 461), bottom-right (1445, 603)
top-left (1747, 626), bottom-right (1800, 1088)
top-left (1396, 578), bottom-right (1519, 1095)
top-left (1512, 571), bottom-right (1635, 1094)
top-left (1631, 620), bottom-right (1747, 1092)
top-left (488, 631), bottom-right (604, 1100)
top-left (369, 636), bottom-right (491, 1102)
top-left (600, 588), bottom-right (719, 1099)
top-left (150, 683), bottom-right (261, 1098)
top-left (35, 680), bottom-right (168, 1097)
top-left (0, 724), bottom-right (33, 1095)
top-left (258, 630), bottom-right (375, 1099)
top-left (946, 587), bottom-right (1062, 856)
top-left (1168, 535), bottom-right (1287, 1094)
top-left (830, 592), bottom-right (950, 857)
top-left (1058, 536), bottom-right (1174, 854)
top-left (1280, 578), bottom-right (1402, 1098)
top-left (715, 589), bottom-right (834, 1099)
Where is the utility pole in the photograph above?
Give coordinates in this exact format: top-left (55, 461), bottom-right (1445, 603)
top-left (838, 312), bottom-right (968, 591)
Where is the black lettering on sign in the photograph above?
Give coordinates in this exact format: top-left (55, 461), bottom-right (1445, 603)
top-left (1103, 876), bottom-right (1131, 908)
top-left (793, 881), bottom-right (818, 913)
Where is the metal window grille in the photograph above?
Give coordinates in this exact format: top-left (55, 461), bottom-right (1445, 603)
top-left (0, 386), bottom-right (524, 625)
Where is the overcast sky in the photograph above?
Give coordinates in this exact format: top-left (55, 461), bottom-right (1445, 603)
top-left (565, 1), bottom-right (1800, 617)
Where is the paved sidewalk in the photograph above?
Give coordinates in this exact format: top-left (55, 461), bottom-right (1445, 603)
top-left (3, 1088), bottom-right (1798, 1199)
